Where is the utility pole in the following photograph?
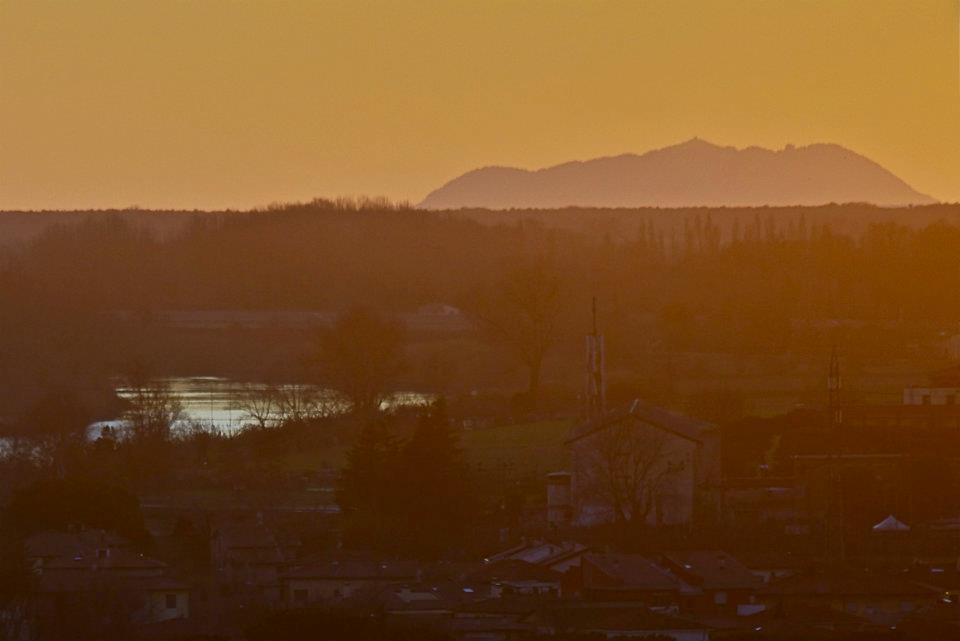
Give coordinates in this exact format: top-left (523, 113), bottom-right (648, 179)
top-left (827, 346), bottom-right (846, 561)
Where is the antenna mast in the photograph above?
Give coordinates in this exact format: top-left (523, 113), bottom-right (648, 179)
top-left (827, 345), bottom-right (845, 561)
top-left (585, 297), bottom-right (606, 420)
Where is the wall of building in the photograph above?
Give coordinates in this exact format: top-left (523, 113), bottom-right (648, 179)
top-left (570, 418), bottom-right (700, 527)
top-left (283, 578), bottom-right (406, 604)
top-left (143, 590), bottom-right (189, 623)
top-left (903, 387), bottom-right (960, 405)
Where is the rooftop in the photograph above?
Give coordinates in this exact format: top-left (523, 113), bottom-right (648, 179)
top-left (761, 569), bottom-right (939, 598)
top-left (662, 550), bottom-right (761, 590)
top-left (569, 399), bottom-right (715, 444)
top-left (25, 529), bottom-right (133, 560)
top-left (468, 559), bottom-right (563, 584)
top-left (583, 553), bottom-right (688, 593)
top-left (283, 559), bottom-right (420, 581)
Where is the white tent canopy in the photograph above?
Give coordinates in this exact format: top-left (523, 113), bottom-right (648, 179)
top-left (872, 514), bottom-right (910, 532)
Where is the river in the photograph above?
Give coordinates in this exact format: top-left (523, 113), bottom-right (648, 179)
top-left (86, 376), bottom-right (434, 439)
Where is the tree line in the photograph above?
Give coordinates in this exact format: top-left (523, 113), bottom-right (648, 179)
top-left (4, 199), bottom-right (960, 417)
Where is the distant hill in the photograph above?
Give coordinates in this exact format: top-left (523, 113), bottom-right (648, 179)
top-left (419, 139), bottom-right (935, 209)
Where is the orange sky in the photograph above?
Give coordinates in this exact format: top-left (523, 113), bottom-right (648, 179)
top-left (1, 0), bottom-right (958, 210)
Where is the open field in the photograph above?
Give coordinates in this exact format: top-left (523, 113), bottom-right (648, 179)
top-left (461, 419), bottom-right (573, 479)
top-left (229, 418), bottom-right (574, 482)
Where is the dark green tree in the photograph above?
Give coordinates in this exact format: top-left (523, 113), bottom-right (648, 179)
top-left (316, 308), bottom-right (405, 416)
top-left (337, 402), bottom-right (474, 557)
top-left (395, 400), bottom-right (473, 557)
top-left (337, 417), bottom-right (403, 550)
top-left (18, 387), bottom-right (92, 477)
top-left (4, 477), bottom-right (150, 545)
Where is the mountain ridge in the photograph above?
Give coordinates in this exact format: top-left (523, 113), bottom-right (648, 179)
top-left (419, 139), bottom-right (935, 209)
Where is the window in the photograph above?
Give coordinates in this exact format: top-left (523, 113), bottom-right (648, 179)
top-left (294, 589), bottom-right (308, 603)
top-left (165, 594), bottom-right (178, 610)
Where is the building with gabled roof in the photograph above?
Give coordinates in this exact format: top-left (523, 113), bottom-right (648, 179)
top-left (566, 553), bottom-right (692, 608)
top-left (280, 557), bottom-right (420, 605)
top-left (759, 568), bottom-right (940, 625)
top-left (532, 602), bottom-right (712, 641)
top-left (467, 559), bottom-right (563, 597)
top-left (659, 550), bottom-right (762, 614)
top-left (562, 399), bottom-right (721, 527)
top-left (210, 519), bottom-right (301, 602)
top-left (24, 529), bottom-right (134, 570)
top-left (483, 539), bottom-right (589, 572)
top-left (27, 532), bottom-right (191, 636)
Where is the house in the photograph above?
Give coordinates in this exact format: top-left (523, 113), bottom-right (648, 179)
top-left (449, 615), bottom-right (534, 641)
top-left (33, 572), bottom-right (191, 638)
top-left (567, 553), bottom-right (689, 608)
top-left (210, 519), bottom-right (300, 601)
top-left (380, 584), bottom-right (461, 621)
top-left (483, 539), bottom-right (589, 573)
top-left (28, 532), bottom-right (190, 636)
top-left (834, 404), bottom-right (960, 445)
top-left (537, 544), bottom-right (591, 574)
top-left (40, 547), bottom-right (167, 578)
top-left (533, 603), bottom-right (712, 641)
top-left (563, 399), bottom-right (721, 528)
top-left (760, 569), bottom-right (941, 625)
top-left (720, 477), bottom-right (807, 538)
top-left (454, 594), bottom-right (544, 618)
top-left (467, 559), bottom-right (563, 597)
top-left (452, 595), bottom-right (540, 640)
top-left (280, 558), bottom-right (420, 605)
top-left (735, 550), bottom-right (805, 584)
top-left (24, 528), bottom-right (134, 571)
top-left (903, 364), bottom-right (960, 405)
top-left (125, 575), bottom-right (191, 623)
top-left (659, 550), bottom-right (762, 614)
top-left (711, 602), bottom-right (870, 640)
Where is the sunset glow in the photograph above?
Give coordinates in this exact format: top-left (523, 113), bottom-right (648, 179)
top-left (2, 0), bottom-right (958, 210)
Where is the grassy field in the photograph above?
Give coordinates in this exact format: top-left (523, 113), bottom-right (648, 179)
top-left (460, 419), bottom-right (573, 480)
top-left (266, 418), bottom-right (575, 484)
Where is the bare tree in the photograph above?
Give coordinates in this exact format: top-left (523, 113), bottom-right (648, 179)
top-left (122, 379), bottom-right (184, 443)
top-left (275, 384), bottom-right (333, 423)
top-left (468, 261), bottom-right (564, 408)
top-left (580, 423), bottom-right (685, 526)
top-left (233, 384), bottom-right (281, 429)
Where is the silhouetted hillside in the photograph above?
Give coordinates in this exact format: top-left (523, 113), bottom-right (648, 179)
top-left (420, 139), bottom-right (935, 209)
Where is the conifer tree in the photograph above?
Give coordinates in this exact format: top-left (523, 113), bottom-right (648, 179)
top-left (397, 399), bottom-right (473, 557)
top-left (337, 417), bottom-right (402, 550)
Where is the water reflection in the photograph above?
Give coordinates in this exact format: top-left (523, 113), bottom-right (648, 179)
top-left (87, 376), bottom-right (433, 439)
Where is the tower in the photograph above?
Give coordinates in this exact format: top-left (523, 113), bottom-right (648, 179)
top-left (585, 297), bottom-right (606, 420)
top-left (827, 346), bottom-right (846, 560)
top-left (828, 346), bottom-right (842, 429)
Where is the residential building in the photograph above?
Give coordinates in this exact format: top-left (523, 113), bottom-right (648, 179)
top-left (564, 399), bottom-right (721, 528)
top-left (280, 558), bottom-right (420, 605)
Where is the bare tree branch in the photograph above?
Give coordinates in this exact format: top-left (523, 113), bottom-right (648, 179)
top-left (581, 422), bottom-right (685, 526)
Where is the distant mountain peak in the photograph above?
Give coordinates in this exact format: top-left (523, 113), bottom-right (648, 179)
top-left (677, 136), bottom-right (715, 149)
top-left (419, 139), bottom-right (934, 209)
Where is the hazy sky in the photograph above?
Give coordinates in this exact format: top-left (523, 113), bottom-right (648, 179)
top-left (2, 0), bottom-right (958, 210)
